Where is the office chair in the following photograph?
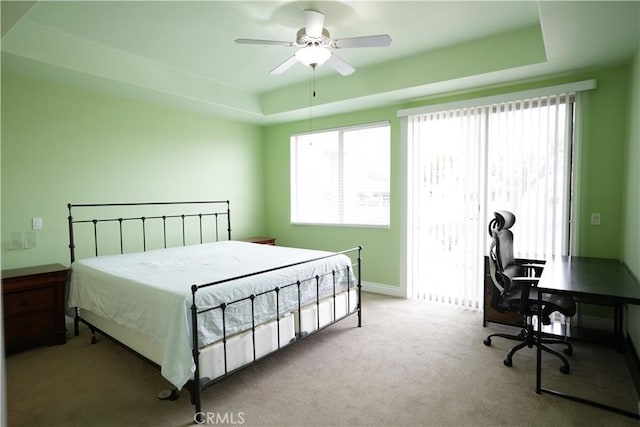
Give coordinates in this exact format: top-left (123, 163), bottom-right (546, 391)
top-left (483, 210), bottom-right (576, 374)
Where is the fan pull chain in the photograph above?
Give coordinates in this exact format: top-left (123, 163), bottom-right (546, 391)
top-left (312, 64), bottom-right (317, 98)
top-left (308, 65), bottom-right (317, 135)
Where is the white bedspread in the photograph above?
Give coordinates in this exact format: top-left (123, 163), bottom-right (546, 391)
top-left (68, 241), bottom-right (355, 389)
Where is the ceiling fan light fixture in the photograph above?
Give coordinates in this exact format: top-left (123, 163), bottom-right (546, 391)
top-left (295, 46), bottom-right (331, 67)
top-left (236, 8), bottom-right (391, 76)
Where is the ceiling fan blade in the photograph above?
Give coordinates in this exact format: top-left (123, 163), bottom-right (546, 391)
top-left (326, 54), bottom-right (355, 76)
top-left (270, 56), bottom-right (299, 75)
top-left (333, 34), bottom-right (392, 49)
top-left (303, 9), bottom-right (325, 38)
top-left (235, 38), bottom-right (294, 47)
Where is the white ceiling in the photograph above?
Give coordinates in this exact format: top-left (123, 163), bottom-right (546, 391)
top-left (2, 1), bottom-right (639, 124)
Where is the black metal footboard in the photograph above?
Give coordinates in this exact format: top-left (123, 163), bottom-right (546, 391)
top-left (188, 246), bottom-right (362, 422)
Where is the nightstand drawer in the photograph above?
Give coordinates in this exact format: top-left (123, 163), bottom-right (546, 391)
top-left (4, 311), bottom-right (55, 341)
top-left (3, 287), bottom-right (55, 317)
top-left (2, 263), bottom-right (69, 352)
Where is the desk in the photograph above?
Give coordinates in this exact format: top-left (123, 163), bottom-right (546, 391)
top-left (536, 256), bottom-right (640, 419)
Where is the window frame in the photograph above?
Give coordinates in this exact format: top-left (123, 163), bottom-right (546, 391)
top-left (290, 121), bottom-right (391, 228)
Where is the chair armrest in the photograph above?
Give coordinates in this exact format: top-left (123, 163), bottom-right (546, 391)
top-left (511, 277), bottom-right (539, 314)
top-left (521, 263), bottom-right (545, 269)
top-left (521, 263), bottom-right (545, 277)
top-left (516, 257), bottom-right (545, 265)
top-left (512, 277), bottom-right (540, 286)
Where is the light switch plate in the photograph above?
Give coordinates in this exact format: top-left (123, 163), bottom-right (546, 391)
top-left (32, 217), bottom-right (43, 230)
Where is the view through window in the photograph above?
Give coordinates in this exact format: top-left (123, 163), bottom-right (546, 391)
top-left (291, 122), bottom-right (391, 227)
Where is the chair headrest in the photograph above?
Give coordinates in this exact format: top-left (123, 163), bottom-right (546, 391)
top-left (493, 211), bottom-right (516, 231)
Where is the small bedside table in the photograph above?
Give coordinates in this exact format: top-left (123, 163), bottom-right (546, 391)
top-left (2, 263), bottom-right (69, 353)
top-left (240, 236), bottom-right (277, 245)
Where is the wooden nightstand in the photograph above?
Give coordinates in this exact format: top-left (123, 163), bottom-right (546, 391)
top-left (2, 263), bottom-right (69, 353)
top-left (240, 236), bottom-right (276, 245)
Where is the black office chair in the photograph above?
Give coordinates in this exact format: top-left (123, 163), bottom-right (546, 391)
top-left (483, 211), bottom-right (576, 374)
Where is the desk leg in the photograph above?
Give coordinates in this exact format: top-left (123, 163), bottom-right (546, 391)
top-left (536, 289), bottom-right (543, 394)
top-left (614, 303), bottom-right (624, 352)
top-left (535, 293), bottom-right (639, 419)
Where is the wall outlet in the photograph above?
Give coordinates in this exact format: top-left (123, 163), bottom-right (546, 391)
top-left (24, 231), bottom-right (36, 248)
top-left (32, 217), bottom-right (43, 230)
top-left (9, 232), bottom-right (23, 250)
top-left (590, 213), bottom-right (601, 225)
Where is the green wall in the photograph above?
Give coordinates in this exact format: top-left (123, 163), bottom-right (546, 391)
top-left (263, 63), bottom-right (633, 288)
top-left (624, 47), bottom-right (640, 281)
top-left (623, 46), bottom-right (640, 354)
top-left (1, 72), bottom-right (264, 269)
top-left (576, 66), bottom-right (630, 257)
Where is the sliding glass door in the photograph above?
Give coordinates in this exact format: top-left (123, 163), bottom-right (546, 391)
top-left (405, 94), bottom-right (574, 308)
top-left (407, 108), bottom-right (485, 307)
top-left (485, 97), bottom-right (573, 258)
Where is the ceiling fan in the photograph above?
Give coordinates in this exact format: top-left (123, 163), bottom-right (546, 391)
top-left (235, 9), bottom-right (392, 76)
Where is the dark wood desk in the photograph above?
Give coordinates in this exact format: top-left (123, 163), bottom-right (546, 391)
top-left (535, 256), bottom-right (640, 419)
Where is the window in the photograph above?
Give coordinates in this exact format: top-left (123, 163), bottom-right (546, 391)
top-left (290, 122), bottom-right (390, 227)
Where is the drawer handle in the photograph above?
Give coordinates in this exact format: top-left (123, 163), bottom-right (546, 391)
top-left (19, 299), bottom-right (29, 306)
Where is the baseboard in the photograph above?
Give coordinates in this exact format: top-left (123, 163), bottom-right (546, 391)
top-left (361, 281), bottom-right (405, 298)
top-left (625, 334), bottom-right (640, 397)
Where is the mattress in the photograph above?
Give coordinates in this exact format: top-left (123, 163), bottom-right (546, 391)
top-left (78, 289), bottom-right (357, 384)
top-left (68, 240), bottom-right (355, 389)
top-left (79, 308), bottom-right (297, 381)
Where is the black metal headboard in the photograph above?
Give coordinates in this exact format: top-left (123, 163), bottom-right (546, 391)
top-left (67, 201), bottom-right (231, 263)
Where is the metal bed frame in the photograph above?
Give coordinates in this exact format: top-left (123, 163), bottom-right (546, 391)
top-left (67, 201), bottom-right (362, 422)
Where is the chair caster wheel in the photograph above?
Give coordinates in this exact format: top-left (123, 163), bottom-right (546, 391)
top-left (563, 348), bottom-right (573, 356)
top-left (503, 358), bottom-right (512, 367)
top-left (560, 365), bottom-right (570, 374)
top-left (483, 338), bottom-right (492, 346)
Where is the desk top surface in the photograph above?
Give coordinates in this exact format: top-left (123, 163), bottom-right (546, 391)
top-left (537, 256), bottom-right (640, 303)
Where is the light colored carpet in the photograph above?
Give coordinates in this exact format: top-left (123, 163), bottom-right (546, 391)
top-left (4, 293), bottom-right (639, 426)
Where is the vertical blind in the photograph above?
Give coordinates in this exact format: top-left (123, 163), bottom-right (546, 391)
top-left (405, 93), bottom-right (575, 308)
top-left (486, 96), bottom-right (573, 258)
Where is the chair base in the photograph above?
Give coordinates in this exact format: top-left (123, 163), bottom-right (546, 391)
top-left (484, 322), bottom-right (572, 374)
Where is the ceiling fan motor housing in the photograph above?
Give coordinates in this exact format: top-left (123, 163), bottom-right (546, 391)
top-left (296, 28), bottom-right (332, 47)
